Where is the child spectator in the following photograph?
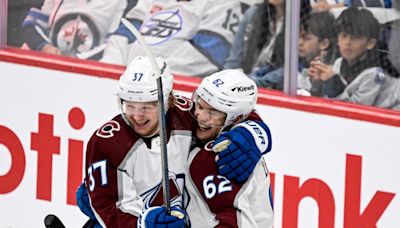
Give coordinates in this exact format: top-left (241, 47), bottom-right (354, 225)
top-left (297, 11), bottom-right (339, 96)
top-left (309, 7), bottom-right (400, 110)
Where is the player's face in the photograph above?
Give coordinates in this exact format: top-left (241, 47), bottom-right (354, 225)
top-left (338, 32), bottom-right (376, 65)
top-left (122, 101), bottom-right (159, 137)
top-left (194, 98), bottom-right (227, 142)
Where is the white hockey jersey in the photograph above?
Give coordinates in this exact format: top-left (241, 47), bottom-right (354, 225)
top-left (85, 102), bottom-right (196, 227)
top-left (186, 141), bottom-right (274, 227)
top-left (101, 0), bottom-right (243, 77)
top-left (22, 0), bottom-right (126, 56)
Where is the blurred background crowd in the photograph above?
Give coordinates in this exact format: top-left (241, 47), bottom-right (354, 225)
top-left (6, 0), bottom-right (400, 110)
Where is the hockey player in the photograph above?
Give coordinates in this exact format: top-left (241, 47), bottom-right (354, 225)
top-left (186, 69), bottom-right (274, 227)
top-left (76, 59), bottom-right (271, 227)
top-left (19, 0), bottom-right (128, 58)
top-left (79, 55), bottom-right (195, 227)
top-left (101, 0), bottom-right (243, 77)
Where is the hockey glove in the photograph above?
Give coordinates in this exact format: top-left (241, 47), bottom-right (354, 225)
top-left (76, 183), bottom-right (102, 228)
top-left (213, 120), bottom-right (272, 183)
top-left (138, 206), bottom-right (186, 228)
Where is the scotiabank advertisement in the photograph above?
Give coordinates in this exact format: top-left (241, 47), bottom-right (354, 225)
top-left (0, 57), bottom-right (399, 228)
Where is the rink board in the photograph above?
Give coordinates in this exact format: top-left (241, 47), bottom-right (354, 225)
top-left (0, 56), bottom-right (399, 228)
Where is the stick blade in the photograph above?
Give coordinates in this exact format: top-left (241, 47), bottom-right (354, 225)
top-left (44, 214), bottom-right (66, 228)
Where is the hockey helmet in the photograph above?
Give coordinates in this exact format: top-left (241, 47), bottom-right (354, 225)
top-left (118, 56), bottom-right (173, 110)
top-left (195, 69), bottom-right (258, 127)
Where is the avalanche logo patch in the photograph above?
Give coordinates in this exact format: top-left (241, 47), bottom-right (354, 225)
top-left (96, 120), bottom-right (120, 138)
top-left (140, 9), bottom-right (183, 46)
top-left (140, 172), bottom-right (183, 209)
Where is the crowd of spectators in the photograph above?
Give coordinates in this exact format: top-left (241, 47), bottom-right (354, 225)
top-left (6, 0), bottom-right (400, 110)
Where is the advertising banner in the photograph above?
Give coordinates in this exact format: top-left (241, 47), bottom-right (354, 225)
top-left (0, 61), bottom-right (399, 228)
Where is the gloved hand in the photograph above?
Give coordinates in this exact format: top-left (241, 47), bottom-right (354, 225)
top-left (138, 206), bottom-right (186, 228)
top-left (213, 120), bottom-right (272, 183)
top-left (76, 183), bottom-right (102, 228)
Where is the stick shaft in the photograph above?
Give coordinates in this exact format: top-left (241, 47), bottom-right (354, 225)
top-left (121, 18), bottom-right (171, 211)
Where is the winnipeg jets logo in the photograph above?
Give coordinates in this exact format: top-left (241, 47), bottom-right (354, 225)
top-left (140, 10), bottom-right (183, 45)
top-left (52, 13), bottom-right (100, 56)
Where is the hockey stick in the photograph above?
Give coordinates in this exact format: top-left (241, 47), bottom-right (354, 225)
top-left (121, 18), bottom-right (171, 212)
top-left (44, 214), bottom-right (66, 228)
top-left (44, 214), bottom-right (96, 228)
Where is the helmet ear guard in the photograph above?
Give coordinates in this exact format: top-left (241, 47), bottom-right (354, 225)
top-left (118, 56), bottom-right (173, 110)
top-left (196, 69), bottom-right (258, 128)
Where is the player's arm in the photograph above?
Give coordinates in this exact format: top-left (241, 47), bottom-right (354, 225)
top-left (213, 117), bottom-right (272, 183)
top-left (240, 157), bottom-right (274, 227)
top-left (190, 0), bottom-right (242, 70)
top-left (82, 134), bottom-right (143, 227)
top-left (19, 6), bottom-right (52, 51)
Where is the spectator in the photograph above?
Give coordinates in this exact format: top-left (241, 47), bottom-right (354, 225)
top-left (18, 0), bottom-right (128, 59)
top-left (297, 11), bottom-right (339, 96)
top-left (309, 7), bottom-right (400, 109)
top-left (101, 0), bottom-right (243, 77)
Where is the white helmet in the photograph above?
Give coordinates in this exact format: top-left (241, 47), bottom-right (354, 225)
top-left (195, 69), bottom-right (258, 127)
top-left (118, 56), bottom-right (173, 109)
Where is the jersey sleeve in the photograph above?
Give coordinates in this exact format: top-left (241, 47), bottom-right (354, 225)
top-left (191, 0), bottom-right (243, 70)
top-left (236, 157), bottom-right (274, 227)
top-left (84, 118), bottom-right (143, 227)
top-left (19, 0), bottom-right (55, 50)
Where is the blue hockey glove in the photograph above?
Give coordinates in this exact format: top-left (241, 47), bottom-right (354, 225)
top-left (138, 206), bottom-right (186, 228)
top-left (76, 183), bottom-right (102, 228)
top-left (213, 120), bottom-right (272, 183)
